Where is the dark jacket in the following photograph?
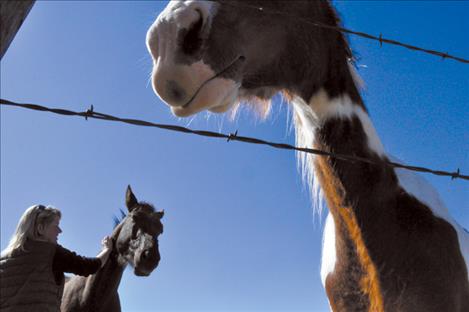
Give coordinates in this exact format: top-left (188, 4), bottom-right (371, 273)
top-left (0, 240), bottom-right (101, 312)
top-left (0, 240), bottom-right (62, 312)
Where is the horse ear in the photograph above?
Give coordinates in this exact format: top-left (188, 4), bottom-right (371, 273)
top-left (126, 185), bottom-right (138, 212)
top-left (155, 210), bottom-right (164, 219)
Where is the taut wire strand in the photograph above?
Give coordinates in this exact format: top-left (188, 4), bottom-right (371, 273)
top-left (1, 98), bottom-right (467, 181)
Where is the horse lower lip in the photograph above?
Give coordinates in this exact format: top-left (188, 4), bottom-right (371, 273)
top-left (135, 270), bottom-right (150, 276)
top-left (135, 266), bottom-right (152, 276)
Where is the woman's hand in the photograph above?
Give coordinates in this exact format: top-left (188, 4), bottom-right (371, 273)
top-left (101, 236), bottom-right (113, 251)
top-left (97, 236), bottom-right (113, 268)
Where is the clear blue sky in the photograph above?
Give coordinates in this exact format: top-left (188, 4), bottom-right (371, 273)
top-left (1, 1), bottom-right (467, 311)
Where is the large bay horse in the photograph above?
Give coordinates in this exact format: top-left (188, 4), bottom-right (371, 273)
top-left (146, 1), bottom-right (469, 311)
top-left (61, 186), bottom-right (164, 312)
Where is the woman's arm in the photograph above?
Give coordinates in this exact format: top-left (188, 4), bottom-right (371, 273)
top-left (53, 236), bottom-right (113, 276)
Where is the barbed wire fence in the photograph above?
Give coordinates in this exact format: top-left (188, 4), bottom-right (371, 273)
top-left (225, 2), bottom-right (469, 64)
top-left (1, 4), bottom-right (468, 182)
top-left (1, 99), bottom-right (467, 181)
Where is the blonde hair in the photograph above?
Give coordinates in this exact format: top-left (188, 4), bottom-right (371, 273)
top-left (1, 205), bottom-right (61, 257)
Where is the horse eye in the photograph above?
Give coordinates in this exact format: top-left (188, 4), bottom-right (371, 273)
top-left (181, 10), bottom-right (204, 55)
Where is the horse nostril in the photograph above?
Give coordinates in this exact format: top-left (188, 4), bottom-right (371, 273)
top-left (166, 80), bottom-right (187, 103)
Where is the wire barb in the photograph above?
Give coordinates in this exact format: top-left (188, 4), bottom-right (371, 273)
top-left (85, 104), bottom-right (94, 120)
top-left (1, 98), bottom-right (467, 181)
top-left (227, 130), bottom-right (238, 142)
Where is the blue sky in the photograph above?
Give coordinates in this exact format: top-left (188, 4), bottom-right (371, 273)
top-left (1, 1), bottom-right (467, 311)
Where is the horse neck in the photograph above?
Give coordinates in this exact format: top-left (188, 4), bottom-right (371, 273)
top-left (293, 82), bottom-right (469, 310)
top-left (84, 224), bottom-right (127, 310)
top-left (293, 87), bottom-right (390, 215)
top-left (293, 86), bottom-right (395, 310)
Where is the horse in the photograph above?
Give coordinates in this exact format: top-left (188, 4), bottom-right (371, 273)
top-left (61, 186), bottom-right (164, 312)
top-left (146, 1), bottom-right (469, 311)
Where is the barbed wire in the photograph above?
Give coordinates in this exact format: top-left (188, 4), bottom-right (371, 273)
top-left (1, 98), bottom-right (467, 181)
top-left (224, 2), bottom-right (468, 64)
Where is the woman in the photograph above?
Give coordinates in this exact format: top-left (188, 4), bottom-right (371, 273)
top-left (0, 205), bottom-right (113, 312)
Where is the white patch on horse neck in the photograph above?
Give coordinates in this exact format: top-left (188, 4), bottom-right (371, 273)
top-left (392, 158), bottom-right (469, 277)
top-left (291, 89), bottom-right (386, 214)
top-left (321, 212), bottom-right (336, 287)
top-left (309, 89), bottom-right (385, 157)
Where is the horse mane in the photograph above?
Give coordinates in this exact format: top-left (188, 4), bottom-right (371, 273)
top-left (113, 209), bottom-right (127, 228)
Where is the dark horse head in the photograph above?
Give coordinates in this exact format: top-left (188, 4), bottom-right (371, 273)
top-left (113, 185), bottom-right (164, 276)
